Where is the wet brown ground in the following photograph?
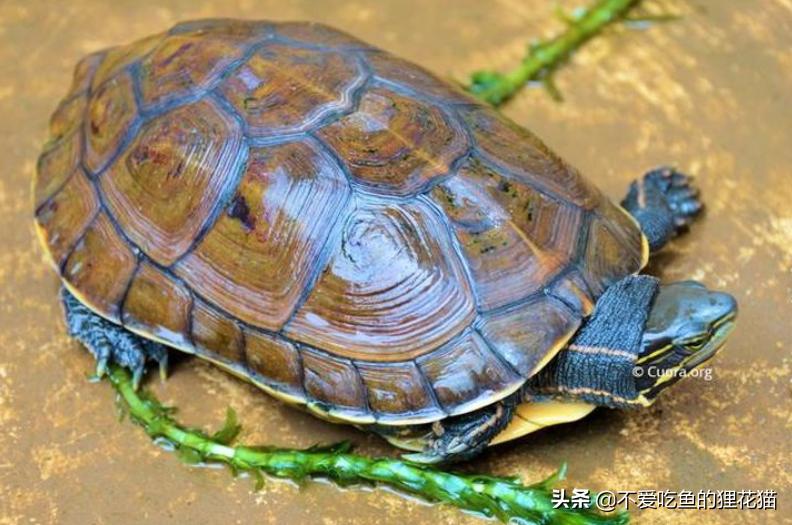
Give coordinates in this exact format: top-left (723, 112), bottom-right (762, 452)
top-left (1, 1), bottom-right (790, 524)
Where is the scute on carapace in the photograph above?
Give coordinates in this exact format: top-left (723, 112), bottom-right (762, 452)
top-left (34, 19), bottom-right (646, 426)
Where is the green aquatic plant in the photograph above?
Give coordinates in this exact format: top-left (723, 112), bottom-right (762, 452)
top-left (467, 0), bottom-right (651, 105)
top-left (107, 365), bottom-right (627, 524)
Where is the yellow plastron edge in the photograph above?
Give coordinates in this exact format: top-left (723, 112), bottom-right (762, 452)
top-left (489, 400), bottom-right (596, 446)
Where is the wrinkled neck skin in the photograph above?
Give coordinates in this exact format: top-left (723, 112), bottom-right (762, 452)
top-left (520, 275), bottom-right (659, 409)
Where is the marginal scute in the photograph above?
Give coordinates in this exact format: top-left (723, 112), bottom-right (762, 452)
top-left (221, 43), bottom-right (364, 137)
top-left (356, 360), bottom-right (445, 422)
top-left (91, 33), bottom-right (164, 89)
top-left (191, 299), bottom-right (245, 363)
top-left (62, 213), bottom-right (137, 322)
top-left (121, 262), bottom-right (192, 347)
top-left (35, 170), bottom-right (99, 267)
top-left (417, 331), bottom-right (522, 415)
top-left (100, 98), bottom-right (244, 266)
top-left (67, 51), bottom-right (104, 97)
top-left (49, 94), bottom-right (87, 143)
top-left (84, 71), bottom-right (138, 173)
top-left (169, 19), bottom-right (273, 37)
top-left (174, 140), bottom-right (350, 331)
top-left (285, 198), bottom-right (476, 361)
top-left (35, 130), bottom-right (82, 208)
top-left (549, 269), bottom-right (596, 317)
top-left (139, 23), bottom-right (266, 108)
top-left (581, 213), bottom-right (644, 295)
top-left (302, 349), bottom-right (370, 418)
top-left (365, 50), bottom-right (478, 105)
top-left (243, 328), bottom-right (303, 396)
top-left (478, 295), bottom-right (581, 377)
top-left (317, 85), bottom-right (468, 196)
top-left (596, 198), bottom-right (645, 264)
top-left (275, 21), bottom-right (371, 49)
top-left (461, 107), bottom-right (601, 209)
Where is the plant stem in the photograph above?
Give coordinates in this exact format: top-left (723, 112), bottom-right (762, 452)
top-left (107, 365), bottom-right (626, 524)
top-left (467, 0), bottom-right (642, 105)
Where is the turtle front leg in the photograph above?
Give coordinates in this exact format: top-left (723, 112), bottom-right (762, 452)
top-left (62, 288), bottom-right (168, 389)
top-left (399, 393), bottom-right (519, 464)
top-left (523, 275), bottom-right (660, 409)
top-left (621, 167), bottom-right (703, 252)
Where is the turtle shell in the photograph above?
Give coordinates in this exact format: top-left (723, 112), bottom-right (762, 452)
top-left (34, 19), bottom-right (648, 426)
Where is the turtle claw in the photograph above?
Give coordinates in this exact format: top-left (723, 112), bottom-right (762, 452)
top-left (93, 340), bottom-right (111, 378)
top-left (62, 288), bottom-right (170, 388)
top-left (667, 182), bottom-right (702, 229)
top-left (95, 357), bottom-right (109, 378)
top-left (402, 436), bottom-right (467, 465)
top-left (158, 353), bottom-right (169, 381)
top-left (667, 168), bottom-right (690, 188)
top-left (402, 433), bottom-right (490, 465)
top-left (401, 451), bottom-right (442, 465)
top-left (132, 366), bottom-right (144, 391)
top-left (667, 183), bottom-right (699, 203)
top-left (646, 167), bottom-right (703, 232)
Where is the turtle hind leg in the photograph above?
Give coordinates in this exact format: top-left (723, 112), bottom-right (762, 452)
top-left (621, 167), bottom-right (703, 252)
top-left (400, 394), bottom-right (518, 464)
top-left (61, 287), bottom-right (168, 388)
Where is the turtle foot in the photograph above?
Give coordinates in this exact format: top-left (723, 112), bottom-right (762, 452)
top-left (402, 395), bottom-right (517, 464)
top-left (622, 167), bottom-right (703, 252)
top-left (648, 167), bottom-right (702, 229)
top-left (61, 288), bottom-right (168, 388)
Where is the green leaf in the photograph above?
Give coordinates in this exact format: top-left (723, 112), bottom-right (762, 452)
top-left (305, 441), bottom-right (354, 455)
top-left (177, 446), bottom-right (204, 465)
top-left (542, 75), bottom-right (564, 102)
top-left (211, 408), bottom-right (242, 445)
top-left (531, 462), bottom-right (568, 491)
top-left (251, 469), bottom-right (265, 491)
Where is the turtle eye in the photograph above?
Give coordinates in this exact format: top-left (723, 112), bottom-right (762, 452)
top-left (681, 334), bottom-right (708, 349)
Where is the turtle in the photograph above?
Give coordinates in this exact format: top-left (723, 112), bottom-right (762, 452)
top-left (33, 19), bottom-right (737, 463)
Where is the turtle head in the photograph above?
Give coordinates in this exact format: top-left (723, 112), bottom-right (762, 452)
top-left (635, 281), bottom-right (737, 400)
